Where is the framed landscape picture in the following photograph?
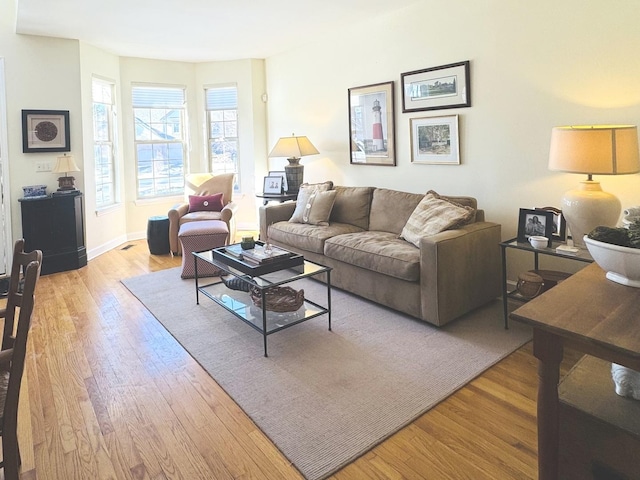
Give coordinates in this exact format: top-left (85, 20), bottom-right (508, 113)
top-left (410, 115), bottom-right (460, 165)
top-left (22, 109), bottom-right (70, 153)
top-left (401, 61), bottom-right (470, 113)
top-left (348, 81), bottom-right (396, 166)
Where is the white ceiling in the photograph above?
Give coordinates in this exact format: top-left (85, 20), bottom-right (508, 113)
top-left (15, 0), bottom-right (419, 62)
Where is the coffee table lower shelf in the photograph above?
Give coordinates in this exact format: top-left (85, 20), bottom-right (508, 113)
top-left (193, 250), bottom-right (332, 356)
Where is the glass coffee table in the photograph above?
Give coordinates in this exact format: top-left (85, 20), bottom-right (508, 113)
top-left (192, 246), bottom-right (332, 357)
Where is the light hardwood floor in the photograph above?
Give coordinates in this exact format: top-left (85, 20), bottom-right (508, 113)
top-left (8, 239), bottom-right (580, 479)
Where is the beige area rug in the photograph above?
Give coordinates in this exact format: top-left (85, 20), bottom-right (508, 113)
top-left (122, 267), bottom-right (531, 480)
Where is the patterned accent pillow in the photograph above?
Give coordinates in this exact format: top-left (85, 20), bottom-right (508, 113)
top-left (400, 191), bottom-right (475, 247)
top-left (289, 186), bottom-right (337, 226)
top-left (188, 193), bottom-right (224, 213)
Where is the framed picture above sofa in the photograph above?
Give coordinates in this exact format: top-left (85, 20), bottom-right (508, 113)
top-left (348, 81), bottom-right (396, 166)
top-left (401, 61), bottom-right (470, 113)
top-left (410, 115), bottom-right (460, 165)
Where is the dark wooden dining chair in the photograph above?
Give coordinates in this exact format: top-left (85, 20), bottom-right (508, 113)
top-left (0, 239), bottom-right (42, 480)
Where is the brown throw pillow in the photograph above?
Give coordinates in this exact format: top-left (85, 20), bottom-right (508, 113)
top-left (400, 191), bottom-right (475, 247)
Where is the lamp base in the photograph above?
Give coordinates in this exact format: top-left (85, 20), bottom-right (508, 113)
top-left (561, 180), bottom-right (621, 247)
top-left (57, 176), bottom-right (76, 191)
top-left (284, 158), bottom-right (304, 194)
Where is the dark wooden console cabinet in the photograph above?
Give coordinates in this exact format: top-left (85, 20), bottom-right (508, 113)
top-left (19, 192), bottom-right (87, 275)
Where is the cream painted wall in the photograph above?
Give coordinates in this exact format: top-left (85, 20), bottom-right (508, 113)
top-left (79, 42), bottom-right (128, 258)
top-left (0, 0), bottom-right (83, 247)
top-left (265, 0), bottom-right (640, 246)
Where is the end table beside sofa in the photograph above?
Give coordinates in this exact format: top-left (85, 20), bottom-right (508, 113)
top-left (259, 184), bottom-right (501, 327)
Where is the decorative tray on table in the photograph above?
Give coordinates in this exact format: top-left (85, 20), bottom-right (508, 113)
top-left (212, 241), bottom-right (304, 277)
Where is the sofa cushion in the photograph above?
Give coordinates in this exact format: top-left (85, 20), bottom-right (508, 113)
top-left (368, 188), bottom-right (424, 234)
top-left (188, 193), bottom-right (224, 213)
top-left (324, 231), bottom-right (420, 282)
top-left (330, 186), bottom-right (374, 230)
top-left (400, 191), bottom-right (475, 247)
top-left (269, 221), bottom-right (364, 254)
top-left (289, 189), bottom-right (337, 226)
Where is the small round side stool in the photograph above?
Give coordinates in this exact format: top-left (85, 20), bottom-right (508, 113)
top-left (147, 215), bottom-right (170, 255)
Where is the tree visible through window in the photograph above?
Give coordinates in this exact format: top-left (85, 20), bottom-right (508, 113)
top-left (206, 85), bottom-right (238, 191)
top-left (132, 85), bottom-right (186, 198)
top-left (92, 78), bottom-right (117, 207)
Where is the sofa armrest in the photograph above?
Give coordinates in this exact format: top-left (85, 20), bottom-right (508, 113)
top-left (168, 203), bottom-right (189, 254)
top-left (259, 203), bottom-right (296, 240)
top-left (419, 221), bottom-right (501, 326)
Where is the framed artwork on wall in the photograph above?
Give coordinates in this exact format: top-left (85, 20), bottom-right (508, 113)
top-left (409, 115), bottom-right (460, 165)
top-left (517, 208), bottom-right (554, 246)
top-left (401, 61), bottom-right (470, 113)
top-left (348, 81), bottom-right (396, 166)
top-left (22, 109), bottom-right (70, 153)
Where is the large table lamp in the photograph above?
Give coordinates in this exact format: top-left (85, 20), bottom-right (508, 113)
top-left (53, 153), bottom-right (81, 191)
top-left (268, 134), bottom-right (319, 194)
top-left (548, 125), bottom-right (640, 247)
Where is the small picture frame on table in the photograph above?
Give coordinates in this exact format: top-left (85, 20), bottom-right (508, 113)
top-left (535, 206), bottom-right (566, 241)
top-left (517, 208), bottom-right (554, 247)
top-left (268, 170), bottom-right (288, 193)
top-left (263, 175), bottom-right (283, 195)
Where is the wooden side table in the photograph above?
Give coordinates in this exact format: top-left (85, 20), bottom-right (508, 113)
top-left (256, 192), bottom-right (297, 206)
top-left (500, 238), bottom-right (593, 328)
top-left (510, 263), bottom-right (640, 480)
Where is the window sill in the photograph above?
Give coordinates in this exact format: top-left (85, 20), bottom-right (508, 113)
top-left (95, 203), bottom-right (124, 217)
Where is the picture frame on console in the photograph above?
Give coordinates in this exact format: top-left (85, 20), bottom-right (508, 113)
top-left (263, 175), bottom-right (283, 195)
top-left (348, 81), bottom-right (396, 166)
top-left (401, 61), bottom-right (470, 113)
top-left (535, 206), bottom-right (566, 241)
top-left (517, 208), bottom-right (554, 246)
top-left (409, 115), bottom-right (460, 165)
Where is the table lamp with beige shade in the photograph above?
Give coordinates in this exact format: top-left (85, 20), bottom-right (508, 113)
top-left (548, 125), bottom-right (640, 247)
top-left (268, 134), bottom-right (319, 194)
top-left (52, 153), bottom-right (81, 191)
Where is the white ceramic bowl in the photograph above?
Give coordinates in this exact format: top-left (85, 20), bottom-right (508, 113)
top-left (583, 235), bottom-right (640, 288)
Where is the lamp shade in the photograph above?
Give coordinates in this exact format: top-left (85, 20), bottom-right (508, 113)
top-left (548, 125), bottom-right (640, 175)
top-left (268, 135), bottom-right (319, 160)
top-left (52, 154), bottom-right (80, 174)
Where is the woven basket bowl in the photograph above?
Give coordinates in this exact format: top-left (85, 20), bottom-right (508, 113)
top-left (250, 286), bottom-right (304, 312)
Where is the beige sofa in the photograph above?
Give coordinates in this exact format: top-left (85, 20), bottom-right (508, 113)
top-left (259, 186), bottom-right (501, 327)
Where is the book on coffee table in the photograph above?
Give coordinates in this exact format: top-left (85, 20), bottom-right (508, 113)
top-left (240, 245), bottom-right (292, 264)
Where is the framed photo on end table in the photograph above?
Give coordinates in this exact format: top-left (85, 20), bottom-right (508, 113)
top-left (517, 208), bottom-right (554, 246)
top-left (535, 206), bottom-right (566, 241)
top-left (263, 175), bottom-right (283, 195)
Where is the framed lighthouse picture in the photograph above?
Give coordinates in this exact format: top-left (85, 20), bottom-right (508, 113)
top-left (348, 81), bottom-right (396, 166)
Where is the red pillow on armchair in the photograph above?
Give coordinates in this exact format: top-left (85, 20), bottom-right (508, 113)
top-left (188, 193), bottom-right (224, 213)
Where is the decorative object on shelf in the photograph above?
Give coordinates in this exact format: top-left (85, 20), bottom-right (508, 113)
top-left (623, 205), bottom-right (640, 228)
top-left (611, 363), bottom-right (640, 400)
top-left (528, 235), bottom-right (549, 249)
top-left (240, 236), bottom-right (255, 250)
top-left (535, 206), bottom-right (566, 241)
top-left (52, 153), bottom-right (80, 191)
top-left (401, 61), bottom-right (470, 113)
top-left (583, 235), bottom-right (640, 287)
top-left (409, 115), bottom-right (460, 165)
top-left (263, 175), bottom-right (283, 195)
top-left (548, 125), bottom-right (640, 247)
top-left (348, 81), bottom-right (396, 166)
top-left (517, 208), bottom-right (554, 246)
top-left (516, 271), bottom-right (545, 299)
top-left (268, 134), bottom-right (319, 194)
top-left (221, 274), bottom-right (252, 292)
top-left (22, 184), bottom-right (47, 198)
top-left (22, 109), bottom-right (70, 153)
top-left (249, 285), bottom-right (304, 312)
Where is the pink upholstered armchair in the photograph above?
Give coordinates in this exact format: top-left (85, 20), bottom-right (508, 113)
top-left (168, 173), bottom-right (237, 255)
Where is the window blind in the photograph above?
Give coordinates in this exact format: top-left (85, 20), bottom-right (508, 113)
top-left (132, 86), bottom-right (185, 108)
top-left (206, 86), bottom-right (238, 110)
